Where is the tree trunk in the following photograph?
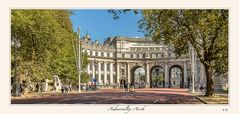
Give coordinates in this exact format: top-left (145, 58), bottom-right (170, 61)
top-left (204, 64), bottom-right (215, 97)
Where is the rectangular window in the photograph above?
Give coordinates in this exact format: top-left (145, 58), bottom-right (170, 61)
top-left (117, 53), bottom-right (122, 58)
top-left (96, 52), bottom-right (98, 56)
top-left (122, 53), bottom-right (125, 58)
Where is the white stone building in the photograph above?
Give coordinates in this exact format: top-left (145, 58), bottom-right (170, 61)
top-left (80, 33), bottom-right (227, 91)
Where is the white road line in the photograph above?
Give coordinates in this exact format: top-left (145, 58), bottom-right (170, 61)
top-left (154, 99), bottom-right (159, 103)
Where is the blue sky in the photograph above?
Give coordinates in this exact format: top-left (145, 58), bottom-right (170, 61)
top-left (70, 10), bottom-right (145, 44)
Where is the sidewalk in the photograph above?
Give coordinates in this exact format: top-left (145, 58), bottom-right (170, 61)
top-left (189, 91), bottom-right (228, 104)
top-left (11, 90), bottom-right (87, 99)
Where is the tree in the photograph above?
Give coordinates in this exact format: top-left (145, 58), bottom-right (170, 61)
top-left (110, 9), bottom-right (228, 96)
top-left (11, 10), bottom-right (78, 94)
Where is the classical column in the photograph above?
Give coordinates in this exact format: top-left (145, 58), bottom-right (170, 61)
top-left (116, 63), bottom-right (120, 84)
top-left (164, 63), bottom-right (169, 87)
top-left (127, 63), bottom-right (131, 84)
top-left (184, 62), bottom-right (187, 88)
top-left (145, 63), bottom-right (150, 88)
top-left (110, 62), bottom-right (113, 84)
top-left (104, 62), bottom-right (107, 84)
top-left (98, 62), bottom-right (101, 84)
top-left (92, 62), bottom-right (95, 80)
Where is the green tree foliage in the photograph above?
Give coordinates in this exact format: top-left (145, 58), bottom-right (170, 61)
top-left (81, 72), bottom-right (90, 83)
top-left (81, 51), bottom-right (90, 70)
top-left (110, 9), bottom-right (228, 96)
top-left (11, 10), bottom-right (84, 92)
top-left (79, 51), bottom-right (90, 83)
top-left (140, 9), bottom-right (228, 96)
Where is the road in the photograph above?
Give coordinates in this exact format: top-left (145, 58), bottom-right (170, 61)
top-left (11, 88), bottom-right (203, 104)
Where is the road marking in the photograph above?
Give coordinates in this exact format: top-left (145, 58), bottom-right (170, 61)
top-left (154, 99), bottom-right (159, 103)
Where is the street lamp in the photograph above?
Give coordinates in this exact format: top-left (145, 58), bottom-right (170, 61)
top-left (188, 43), bottom-right (195, 93)
top-left (78, 27), bottom-right (82, 93)
top-left (11, 37), bottom-right (21, 97)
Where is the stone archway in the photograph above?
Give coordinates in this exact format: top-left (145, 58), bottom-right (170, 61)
top-left (169, 65), bottom-right (184, 88)
top-left (130, 66), bottom-right (146, 88)
top-left (150, 66), bottom-right (165, 88)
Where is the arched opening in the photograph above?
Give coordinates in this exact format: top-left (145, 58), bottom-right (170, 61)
top-left (130, 66), bottom-right (146, 88)
top-left (169, 65), bottom-right (184, 88)
top-left (150, 66), bottom-right (165, 88)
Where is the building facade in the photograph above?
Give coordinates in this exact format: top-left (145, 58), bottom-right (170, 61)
top-left (80, 34), bottom-right (202, 88)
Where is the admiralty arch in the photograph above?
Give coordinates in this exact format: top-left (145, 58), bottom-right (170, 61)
top-left (81, 34), bottom-right (206, 89)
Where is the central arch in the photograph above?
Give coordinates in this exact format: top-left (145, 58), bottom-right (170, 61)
top-left (130, 66), bottom-right (146, 88)
top-left (169, 65), bottom-right (184, 88)
top-left (150, 66), bottom-right (165, 88)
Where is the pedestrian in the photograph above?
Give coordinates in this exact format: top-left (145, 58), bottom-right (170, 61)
top-left (200, 85), bottom-right (203, 92)
top-left (124, 83), bottom-right (128, 92)
top-left (36, 83), bottom-right (39, 92)
top-left (61, 85), bottom-right (64, 94)
top-left (20, 83), bottom-right (23, 94)
top-left (40, 82), bottom-right (44, 93)
top-left (65, 85), bottom-right (68, 94)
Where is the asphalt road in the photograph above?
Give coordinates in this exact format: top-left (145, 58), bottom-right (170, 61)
top-left (11, 88), bottom-right (203, 104)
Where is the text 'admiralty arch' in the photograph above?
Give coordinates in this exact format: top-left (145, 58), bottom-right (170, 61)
top-left (80, 33), bottom-right (207, 89)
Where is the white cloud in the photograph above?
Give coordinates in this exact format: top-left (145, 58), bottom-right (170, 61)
top-left (133, 36), bottom-right (140, 38)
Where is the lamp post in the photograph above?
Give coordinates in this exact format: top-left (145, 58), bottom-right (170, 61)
top-left (78, 27), bottom-right (82, 93)
top-left (189, 43), bottom-right (195, 93)
top-left (11, 37), bottom-right (21, 97)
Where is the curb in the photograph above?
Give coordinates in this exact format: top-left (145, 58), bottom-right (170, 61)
top-left (196, 97), bottom-right (207, 104)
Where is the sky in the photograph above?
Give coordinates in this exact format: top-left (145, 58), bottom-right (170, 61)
top-left (70, 10), bottom-right (145, 44)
